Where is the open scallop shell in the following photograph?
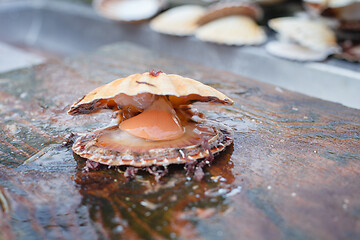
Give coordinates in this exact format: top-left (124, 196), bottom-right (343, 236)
top-left (93, 0), bottom-right (167, 22)
top-left (69, 71), bottom-right (234, 172)
top-left (266, 41), bottom-right (334, 61)
top-left (195, 16), bottom-right (266, 46)
top-left (150, 5), bottom-right (206, 36)
top-left (269, 17), bottom-right (339, 52)
top-left (72, 120), bottom-right (233, 167)
top-left (197, 1), bottom-right (263, 26)
top-left (68, 72), bottom-right (233, 115)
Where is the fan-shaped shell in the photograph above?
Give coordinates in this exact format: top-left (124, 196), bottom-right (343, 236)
top-left (195, 16), bottom-right (266, 46)
top-left (68, 72), bottom-right (233, 115)
top-left (72, 120), bottom-right (233, 167)
top-left (268, 17), bottom-right (338, 52)
top-left (266, 41), bottom-right (333, 61)
top-left (197, 1), bottom-right (263, 26)
top-left (93, 0), bottom-right (167, 22)
top-left (150, 5), bottom-right (206, 36)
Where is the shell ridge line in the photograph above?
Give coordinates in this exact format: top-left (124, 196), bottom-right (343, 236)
top-left (135, 81), bottom-right (156, 87)
top-left (68, 72), bottom-right (233, 115)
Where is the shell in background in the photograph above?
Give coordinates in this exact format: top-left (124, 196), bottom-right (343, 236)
top-left (68, 71), bottom-right (233, 115)
top-left (93, 0), bottom-right (167, 22)
top-left (150, 5), bottom-right (206, 36)
top-left (266, 41), bottom-right (334, 61)
top-left (269, 17), bottom-right (339, 52)
top-left (197, 1), bottom-right (263, 26)
top-left (195, 16), bottom-right (266, 46)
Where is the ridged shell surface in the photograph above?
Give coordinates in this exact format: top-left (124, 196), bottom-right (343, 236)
top-left (196, 16), bottom-right (266, 46)
top-left (68, 72), bottom-right (233, 115)
top-left (269, 17), bottom-right (338, 52)
top-left (72, 120), bottom-right (234, 167)
top-left (150, 5), bottom-right (206, 36)
top-left (197, 1), bottom-right (263, 25)
top-left (266, 41), bottom-right (333, 61)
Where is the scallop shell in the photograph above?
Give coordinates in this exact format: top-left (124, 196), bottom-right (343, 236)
top-left (150, 5), bottom-right (206, 36)
top-left (197, 1), bottom-right (263, 26)
top-left (72, 120), bottom-right (233, 167)
top-left (265, 41), bottom-right (333, 61)
top-left (93, 0), bottom-right (167, 22)
top-left (195, 16), bottom-right (266, 46)
top-left (68, 72), bottom-right (233, 115)
top-left (268, 17), bottom-right (339, 52)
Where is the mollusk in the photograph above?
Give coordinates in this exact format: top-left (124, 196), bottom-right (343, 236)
top-left (150, 5), bottom-right (206, 36)
top-left (265, 41), bottom-right (334, 61)
top-left (68, 71), bottom-right (234, 174)
top-left (266, 17), bottom-right (339, 61)
top-left (93, 0), bottom-right (167, 22)
top-left (194, 1), bottom-right (266, 46)
top-left (197, 1), bottom-right (263, 26)
top-left (195, 16), bottom-right (266, 46)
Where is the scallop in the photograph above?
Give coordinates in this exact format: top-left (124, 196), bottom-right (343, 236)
top-left (68, 71), bottom-right (234, 172)
top-left (195, 16), bottom-right (266, 46)
top-left (197, 1), bottom-right (263, 26)
top-left (149, 5), bottom-right (206, 36)
top-left (269, 17), bottom-right (338, 51)
top-left (265, 41), bottom-right (334, 61)
top-left (93, 0), bottom-right (167, 22)
top-left (267, 17), bottom-right (339, 61)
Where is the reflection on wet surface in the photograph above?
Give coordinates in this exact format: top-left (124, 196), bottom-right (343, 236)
top-left (73, 145), bottom-right (235, 239)
top-left (0, 142), bottom-right (238, 239)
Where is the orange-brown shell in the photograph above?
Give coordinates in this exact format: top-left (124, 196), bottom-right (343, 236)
top-left (68, 72), bottom-right (233, 115)
top-left (72, 120), bottom-right (233, 167)
top-left (197, 1), bottom-right (263, 26)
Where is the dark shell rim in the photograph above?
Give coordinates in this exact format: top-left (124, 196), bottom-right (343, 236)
top-left (68, 94), bottom-right (233, 116)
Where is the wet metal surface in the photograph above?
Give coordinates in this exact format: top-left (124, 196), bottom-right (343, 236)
top-left (0, 43), bottom-right (360, 240)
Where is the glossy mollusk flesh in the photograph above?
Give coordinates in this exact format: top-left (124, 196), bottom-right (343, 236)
top-left (68, 71), bottom-right (234, 180)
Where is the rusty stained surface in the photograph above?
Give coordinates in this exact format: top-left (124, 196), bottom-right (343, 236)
top-left (0, 42), bottom-right (359, 240)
